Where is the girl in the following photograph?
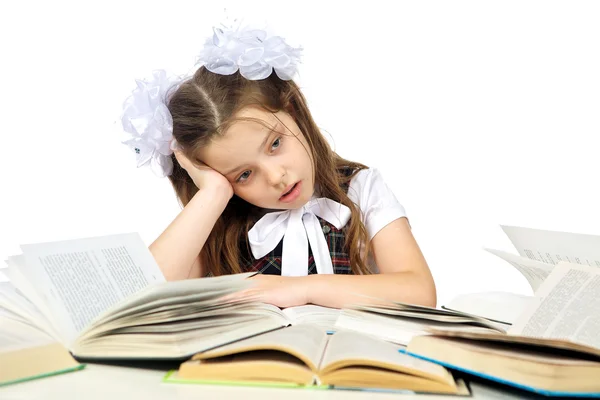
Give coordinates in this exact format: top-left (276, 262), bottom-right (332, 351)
top-left (121, 25), bottom-right (436, 309)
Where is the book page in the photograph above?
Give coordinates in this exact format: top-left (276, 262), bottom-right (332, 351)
top-left (510, 262), bottom-right (600, 349)
top-left (81, 272), bottom-right (258, 332)
top-left (282, 305), bottom-right (340, 332)
top-left (2, 259), bottom-right (66, 340)
top-left (195, 325), bottom-right (328, 372)
top-left (0, 280), bottom-right (44, 323)
top-left (335, 308), bottom-right (503, 346)
top-left (15, 233), bottom-right (165, 343)
top-left (0, 315), bottom-right (56, 353)
top-left (484, 248), bottom-right (553, 291)
top-left (0, 281), bottom-right (62, 341)
top-left (0, 260), bottom-right (7, 282)
top-left (425, 327), bottom-right (600, 358)
top-left (353, 304), bottom-right (506, 331)
top-left (320, 330), bottom-right (453, 384)
top-left (501, 225), bottom-right (600, 267)
top-left (0, 306), bottom-right (28, 325)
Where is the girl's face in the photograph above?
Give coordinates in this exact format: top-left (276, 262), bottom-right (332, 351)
top-left (198, 107), bottom-right (315, 210)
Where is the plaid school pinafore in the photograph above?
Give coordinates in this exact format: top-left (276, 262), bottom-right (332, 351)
top-left (240, 168), bottom-right (355, 275)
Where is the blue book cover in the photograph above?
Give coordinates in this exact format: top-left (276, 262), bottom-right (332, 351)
top-left (399, 348), bottom-right (600, 398)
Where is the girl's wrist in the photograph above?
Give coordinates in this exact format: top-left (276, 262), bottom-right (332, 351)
top-left (188, 186), bottom-right (231, 217)
top-left (195, 185), bottom-right (231, 203)
top-left (205, 182), bottom-right (234, 200)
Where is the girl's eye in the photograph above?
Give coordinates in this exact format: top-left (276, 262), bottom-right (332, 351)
top-left (271, 137), bottom-right (282, 151)
top-left (237, 170), bottom-right (251, 183)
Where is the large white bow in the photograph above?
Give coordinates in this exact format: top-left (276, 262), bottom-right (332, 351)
top-left (248, 198), bottom-right (351, 276)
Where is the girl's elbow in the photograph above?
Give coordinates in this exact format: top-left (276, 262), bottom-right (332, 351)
top-left (425, 274), bottom-right (438, 307)
top-left (390, 270), bottom-right (437, 307)
top-left (415, 272), bottom-right (437, 308)
top-left (422, 288), bottom-right (437, 308)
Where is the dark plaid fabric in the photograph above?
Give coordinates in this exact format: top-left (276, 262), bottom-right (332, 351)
top-left (241, 168), bottom-right (355, 275)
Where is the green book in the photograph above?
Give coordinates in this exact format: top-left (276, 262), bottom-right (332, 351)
top-left (0, 330), bottom-right (85, 387)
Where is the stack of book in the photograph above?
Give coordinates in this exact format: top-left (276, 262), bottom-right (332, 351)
top-left (2, 225), bottom-right (600, 397)
top-left (406, 259), bottom-right (600, 397)
top-left (333, 225), bottom-right (600, 397)
top-left (0, 232), bottom-right (465, 395)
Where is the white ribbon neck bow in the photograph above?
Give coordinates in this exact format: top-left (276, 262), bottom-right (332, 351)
top-left (247, 197), bottom-right (351, 276)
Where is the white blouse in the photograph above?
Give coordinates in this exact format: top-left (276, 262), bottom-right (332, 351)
top-left (347, 168), bottom-right (407, 240)
top-left (247, 168), bottom-right (407, 276)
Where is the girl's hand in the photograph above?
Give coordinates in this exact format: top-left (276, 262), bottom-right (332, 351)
top-left (174, 151), bottom-right (233, 198)
top-left (226, 275), bottom-right (309, 308)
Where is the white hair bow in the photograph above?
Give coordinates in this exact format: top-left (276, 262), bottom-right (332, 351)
top-left (120, 70), bottom-right (182, 177)
top-left (197, 24), bottom-right (302, 81)
top-left (121, 24), bottom-right (302, 177)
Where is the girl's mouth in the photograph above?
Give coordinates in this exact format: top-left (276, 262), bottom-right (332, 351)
top-left (279, 181), bottom-right (302, 203)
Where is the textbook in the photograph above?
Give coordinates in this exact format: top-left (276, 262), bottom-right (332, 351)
top-left (406, 332), bottom-right (600, 397)
top-left (442, 225), bottom-right (600, 325)
top-left (0, 233), bottom-right (337, 362)
top-left (169, 324), bottom-right (470, 395)
top-left (334, 298), bottom-right (508, 345)
top-left (405, 262), bottom-right (600, 397)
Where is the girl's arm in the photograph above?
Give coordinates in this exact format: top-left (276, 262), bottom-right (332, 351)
top-left (149, 186), bottom-right (231, 280)
top-left (303, 217), bottom-right (436, 308)
top-left (247, 217), bottom-right (436, 308)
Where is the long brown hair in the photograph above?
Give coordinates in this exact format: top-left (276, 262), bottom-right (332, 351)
top-left (166, 67), bottom-right (373, 276)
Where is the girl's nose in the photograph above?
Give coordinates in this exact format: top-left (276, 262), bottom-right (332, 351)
top-left (265, 164), bottom-right (286, 187)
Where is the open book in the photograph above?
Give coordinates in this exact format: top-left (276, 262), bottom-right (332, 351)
top-left (405, 261), bottom-right (600, 397)
top-left (334, 299), bottom-right (508, 346)
top-left (167, 324), bottom-right (469, 395)
top-left (442, 225), bottom-right (600, 324)
top-left (485, 225), bottom-right (600, 292)
top-left (0, 233), bottom-right (338, 367)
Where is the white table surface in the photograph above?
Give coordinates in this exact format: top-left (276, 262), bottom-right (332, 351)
top-left (0, 363), bottom-right (543, 400)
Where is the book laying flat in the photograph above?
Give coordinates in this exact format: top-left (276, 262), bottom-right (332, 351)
top-left (0, 314), bottom-right (84, 387)
top-left (405, 261), bottom-right (600, 397)
top-left (0, 233), bottom-right (337, 363)
top-left (170, 324), bottom-right (470, 395)
top-left (335, 298), bottom-right (508, 345)
top-left (405, 332), bottom-right (600, 397)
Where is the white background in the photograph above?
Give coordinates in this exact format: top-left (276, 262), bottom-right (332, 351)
top-left (1, 0), bottom-right (599, 306)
